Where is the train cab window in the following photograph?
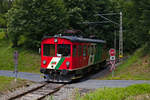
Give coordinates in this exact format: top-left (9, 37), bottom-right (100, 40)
top-left (57, 44), bottom-right (70, 57)
top-left (83, 45), bottom-right (87, 56)
top-left (43, 44), bottom-right (55, 56)
top-left (73, 45), bottom-right (76, 56)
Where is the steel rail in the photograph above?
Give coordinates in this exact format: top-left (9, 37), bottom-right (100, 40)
top-left (7, 83), bottom-right (65, 100)
top-left (37, 84), bottom-right (65, 100)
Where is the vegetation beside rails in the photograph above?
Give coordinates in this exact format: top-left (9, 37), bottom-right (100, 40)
top-left (0, 32), bottom-right (40, 73)
top-left (0, 76), bottom-right (33, 95)
top-left (78, 84), bottom-right (150, 100)
top-left (101, 44), bottom-right (150, 80)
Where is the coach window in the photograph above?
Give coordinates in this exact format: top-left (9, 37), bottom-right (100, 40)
top-left (83, 45), bottom-right (87, 56)
top-left (73, 45), bottom-right (76, 56)
top-left (43, 44), bottom-right (55, 56)
top-left (57, 44), bottom-right (70, 57)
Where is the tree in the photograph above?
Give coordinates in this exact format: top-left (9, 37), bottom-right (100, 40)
top-left (7, 0), bottom-right (69, 48)
top-left (121, 0), bottom-right (150, 52)
top-left (0, 0), bottom-right (12, 28)
top-left (64, 0), bottom-right (98, 35)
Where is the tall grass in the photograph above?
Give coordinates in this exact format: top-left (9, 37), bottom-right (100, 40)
top-left (116, 45), bottom-right (145, 73)
top-left (80, 84), bottom-right (150, 100)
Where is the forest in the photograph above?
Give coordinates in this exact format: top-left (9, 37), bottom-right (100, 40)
top-left (0, 0), bottom-right (150, 53)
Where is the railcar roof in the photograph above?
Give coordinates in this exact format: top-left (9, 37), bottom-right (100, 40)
top-left (42, 35), bottom-right (106, 44)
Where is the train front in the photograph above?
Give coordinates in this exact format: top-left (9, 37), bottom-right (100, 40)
top-left (40, 36), bottom-right (73, 82)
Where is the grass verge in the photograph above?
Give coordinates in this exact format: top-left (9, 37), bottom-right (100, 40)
top-left (79, 84), bottom-right (150, 100)
top-left (0, 76), bottom-right (33, 95)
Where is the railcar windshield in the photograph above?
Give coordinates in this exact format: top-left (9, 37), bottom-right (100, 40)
top-left (43, 44), bottom-right (55, 56)
top-left (57, 44), bottom-right (70, 57)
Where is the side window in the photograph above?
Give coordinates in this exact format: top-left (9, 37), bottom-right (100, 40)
top-left (78, 45), bottom-right (82, 56)
top-left (73, 45), bottom-right (76, 56)
top-left (83, 45), bottom-right (87, 56)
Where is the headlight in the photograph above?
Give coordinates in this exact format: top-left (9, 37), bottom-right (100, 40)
top-left (66, 61), bottom-right (70, 66)
top-left (43, 60), bottom-right (46, 65)
top-left (54, 38), bottom-right (58, 42)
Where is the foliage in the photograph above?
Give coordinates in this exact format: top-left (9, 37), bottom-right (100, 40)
top-left (79, 84), bottom-right (150, 100)
top-left (0, 0), bottom-right (12, 14)
top-left (0, 14), bottom-right (7, 28)
top-left (119, 0), bottom-right (150, 52)
top-left (7, 0), bottom-right (69, 48)
top-left (64, 0), bottom-right (116, 48)
top-left (4, 0), bottom-right (150, 53)
top-left (0, 31), bottom-right (5, 39)
top-left (7, 0), bottom-right (118, 49)
top-left (64, 0), bottom-right (97, 29)
top-left (0, 0), bottom-right (12, 28)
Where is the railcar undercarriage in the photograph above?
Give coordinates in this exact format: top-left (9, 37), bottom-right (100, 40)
top-left (40, 68), bottom-right (74, 82)
top-left (40, 60), bottom-right (107, 83)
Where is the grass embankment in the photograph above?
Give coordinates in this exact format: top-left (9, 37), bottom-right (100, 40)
top-left (101, 44), bottom-right (150, 80)
top-left (0, 76), bottom-right (33, 96)
top-left (78, 84), bottom-right (150, 100)
top-left (0, 31), bottom-right (40, 73)
top-left (78, 45), bottom-right (150, 100)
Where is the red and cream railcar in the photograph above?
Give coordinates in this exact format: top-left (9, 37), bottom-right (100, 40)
top-left (40, 35), bottom-right (107, 82)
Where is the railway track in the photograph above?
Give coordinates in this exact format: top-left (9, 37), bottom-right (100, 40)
top-left (6, 83), bottom-right (65, 100)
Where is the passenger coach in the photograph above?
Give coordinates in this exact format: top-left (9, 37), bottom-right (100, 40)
top-left (40, 33), bottom-right (107, 82)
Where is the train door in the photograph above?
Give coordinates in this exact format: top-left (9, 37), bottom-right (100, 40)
top-left (78, 45), bottom-right (82, 67)
top-left (72, 44), bottom-right (78, 68)
top-left (88, 44), bottom-right (96, 65)
top-left (82, 45), bottom-right (87, 66)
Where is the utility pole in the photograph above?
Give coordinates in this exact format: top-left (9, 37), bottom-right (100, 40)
top-left (96, 13), bottom-right (123, 61)
top-left (119, 12), bottom-right (123, 60)
top-left (114, 30), bottom-right (116, 50)
top-left (82, 12), bottom-right (123, 61)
